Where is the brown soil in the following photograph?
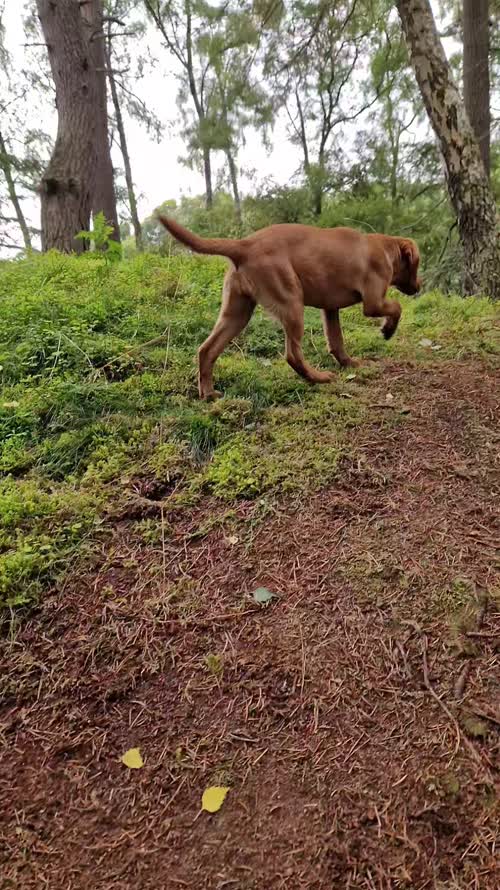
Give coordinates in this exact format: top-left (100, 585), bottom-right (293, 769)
top-left (1, 360), bottom-right (499, 890)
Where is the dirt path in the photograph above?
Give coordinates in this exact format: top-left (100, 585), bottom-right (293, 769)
top-left (1, 361), bottom-right (499, 890)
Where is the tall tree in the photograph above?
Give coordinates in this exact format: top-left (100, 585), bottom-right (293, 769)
top-left (396, 0), bottom-right (499, 299)
top-left (0, 129), bottom-right (32, 251)
top-left (144, 0), bottom-right (215, 208)
top-left (268, 1), bottom-right (386, 217)
top-left (200, 6), bottom-right (272, 227)
top-left (104, 0), bottom-right (163, 251)
top-left (0, 10), bottom-right (49, 252)
top-left (36, 0), bottom-right (98, 252)
top-left (81, 0), bottom-right (120, 241)
top-left (105, 40), bottom-right (143, 250)
top-left (463, 0), bottom-right (490, 176)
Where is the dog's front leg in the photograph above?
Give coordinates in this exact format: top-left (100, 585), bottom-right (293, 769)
top-left (362, 281), bottom-right (402, 341)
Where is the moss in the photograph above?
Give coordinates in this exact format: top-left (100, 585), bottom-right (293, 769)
top-left (0, 252), bottom-right (498, 608)
top-left (431, 577), bottom-right (477, 618)
top-left (204, 395), bottom-right (362, 499)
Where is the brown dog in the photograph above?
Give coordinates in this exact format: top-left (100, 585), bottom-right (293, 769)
top-left (158, 216), bottom-right (422, 400)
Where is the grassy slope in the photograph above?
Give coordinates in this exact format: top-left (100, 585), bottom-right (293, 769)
top-left (0, 251), bottom-right (498, 606)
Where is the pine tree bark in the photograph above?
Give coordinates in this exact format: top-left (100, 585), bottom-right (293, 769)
top-left (396, 0), bottom-right (499, 299)
top-left (105, 42), bottom-right (143, 251)
top-left (463, 0), bottom-right (490, 177)
top-left (202, 145), bottom-right (213, 210)
top-left (226, 149), bottom-right (242, 229)
top-left (81, 0), bottom-right (120, 242)
top-left (0, 130), bottom-right (32, 251)
top-left (36, 0), bottom-right (98, 253)
top-left (185, 1), bottom-right (212, 209)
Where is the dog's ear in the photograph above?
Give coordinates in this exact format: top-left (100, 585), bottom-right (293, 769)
top-left (399, 238), bottom-right (420, 275)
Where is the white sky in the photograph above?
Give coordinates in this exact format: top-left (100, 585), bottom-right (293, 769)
top-left (1, 0), bottom-right (450, 251)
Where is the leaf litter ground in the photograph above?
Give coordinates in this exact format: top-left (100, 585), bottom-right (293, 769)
top-left (1, 359), bottom-right (499, 889)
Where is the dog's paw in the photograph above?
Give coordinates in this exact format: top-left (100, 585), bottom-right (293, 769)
top-left (201, 390), bottom-right (223, 402)
top-left (381, 321), bottom-right (397, 341)
top-left (316, 370), bottom-right (335, 383)
top-left (340, 357), bottom-right (360, 369)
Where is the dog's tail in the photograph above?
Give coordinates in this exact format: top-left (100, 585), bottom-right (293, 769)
top-left (157, 215), bottom-right (246, 266)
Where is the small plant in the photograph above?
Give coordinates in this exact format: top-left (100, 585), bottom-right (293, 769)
top-left (76, 211), bottom-right (122, 263)
top-left (204, 653), bottom-right (223, 676)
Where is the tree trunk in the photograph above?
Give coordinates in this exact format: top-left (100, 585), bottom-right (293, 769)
top-left (203, 145), bottom-right (213, 210)
top-left (226, 149), bottom-right (242, 229)
top-left (312, 184), bottom-right (323, 217)
top-left (0, 130), bottom-right (32, 251)
top-left (396, 0), bottom-right (499, 299)
top-left (105, 41), bottom-right (143, 251)
top-left (36, 0), bottom-right (98, 253)
top-left (312, 151), bottom-right (325, 217)
top-left (389, 131), bottom-right (400, 204)
top-left (185, 0), bottom-right (212, 209)
top-left (295, 89), bottom-right (310, 175)
top-left (463, 0), bottom-right (490, 177)
top-left (386, 95), bottom-right (399, 203)
top-left (80, 0), bottom-right (120, 242)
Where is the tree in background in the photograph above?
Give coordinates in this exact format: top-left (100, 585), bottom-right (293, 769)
top-left (36, 0), bottom-right (98, 252)
top-left (364, 23), bottom-right (427, 205)
top-left (81, 0), bottom-right (120, 243)
top-left (0, 6), bottom-right (49, 252)
top-left (104, 0), bottom-right (163, 252)
top-left (396, 0), bottom-right (499, 299)
top-left (0, 126), bottom-right (32, 253)
top-left (2, 0), bottom-right (498, 298)
top-left (143, 1), bottom-right (271, 216)
top-left (198, 6), bottom-right (273, 227)
top-left (143, 0), bottom-right (217, 208)
top-left (266, 1), bottom-right (388, 217)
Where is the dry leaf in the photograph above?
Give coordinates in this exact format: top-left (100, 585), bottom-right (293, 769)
top-left (252, 587), bottom-right (275, 605)
top-left (462, 716), bottom-right (489, 739)
top-left (228, 535), bottom-right (239, 545)
top-left (121, 747), bottom-right (144, 769)
top-left (419, 338), bottom-right (433, 347)
top-left (202, 785), bottom-right (229, 813)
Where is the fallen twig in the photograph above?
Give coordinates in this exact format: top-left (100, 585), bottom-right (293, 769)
top-left (454, 595), bottom-right (489, 700)
top-left (421, 635), bottom-right (496, 783)
top-left (165, 608), bottom-right (263, 633)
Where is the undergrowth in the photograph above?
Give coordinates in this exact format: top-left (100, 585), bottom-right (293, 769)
top-left (0, 251), bottom-right (498, 607)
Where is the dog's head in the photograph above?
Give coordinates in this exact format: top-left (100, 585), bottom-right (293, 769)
top-left (393, 238), bottom-right (422, 296)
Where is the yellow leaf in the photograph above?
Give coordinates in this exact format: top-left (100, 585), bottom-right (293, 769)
top-left (121, 747), bottom-right (144, 769)
top-left (202, 785), bottom-right (229, 813)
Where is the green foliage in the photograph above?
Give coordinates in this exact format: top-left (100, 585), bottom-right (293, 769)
top-left (0, 250), bottom-right (498, 608)
top-left (145, 0), bottom-right (271, 205)
top-left (204, 395), bottom-right (361, 499)
top-left (76, 212), bottom-right (122, 261)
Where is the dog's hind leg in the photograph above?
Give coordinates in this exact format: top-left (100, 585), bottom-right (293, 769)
top-left (322, 309), bottom-right (359, 368)
top-left (197, 270), bottom-right (255, 400)
top-left (250, 263), bottom-right (334, 385)
top-left (283, 308), bottom-right (335, 384)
